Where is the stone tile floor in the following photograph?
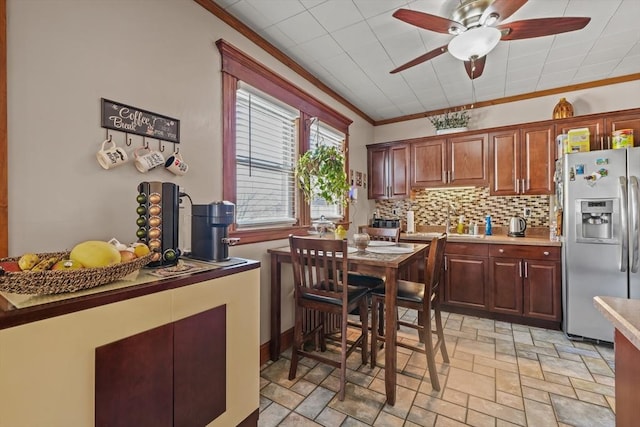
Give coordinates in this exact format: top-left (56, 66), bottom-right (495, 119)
top-left (259, 310), bottom-right (616, 426)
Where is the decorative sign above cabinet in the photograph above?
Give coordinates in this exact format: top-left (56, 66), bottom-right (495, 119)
top-left (101, 98), bottom-right (180, 143)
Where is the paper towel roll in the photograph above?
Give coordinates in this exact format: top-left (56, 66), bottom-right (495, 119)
top-left (406, 211), bottom-right (415, 233)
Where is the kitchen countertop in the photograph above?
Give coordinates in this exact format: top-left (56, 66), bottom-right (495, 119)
top-left (594, 296), bottom-right (640, 350)
top-left (400, 232), bottom-right (561, 247)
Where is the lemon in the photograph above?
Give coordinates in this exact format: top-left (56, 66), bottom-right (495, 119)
top-left (133, 243), bottom-right (150, 257)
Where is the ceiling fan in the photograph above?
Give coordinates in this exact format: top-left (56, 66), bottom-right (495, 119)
top-left (390, 0), bottom-right (591, 79)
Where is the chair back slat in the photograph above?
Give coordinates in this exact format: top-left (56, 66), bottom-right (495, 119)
top-left (289, 235), bottom-right (349, 304)
top-left (360, 227), bottom-right (400, 243)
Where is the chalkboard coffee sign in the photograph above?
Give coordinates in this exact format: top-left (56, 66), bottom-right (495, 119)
top-left (101, 98), bottom-right (180, 143)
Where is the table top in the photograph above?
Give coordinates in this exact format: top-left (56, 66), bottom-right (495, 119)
top-left (268, 242), bottom-right (428, 268)
top-left (594, 296), bottom-right (640, 349)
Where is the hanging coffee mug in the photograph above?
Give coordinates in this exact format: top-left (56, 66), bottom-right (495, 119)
top-left (96, 139), bottom-right (128, 170)
top-left (164, 151), bottom-right (189, 176)
top-left (134, 146), bottom-right (165, 173)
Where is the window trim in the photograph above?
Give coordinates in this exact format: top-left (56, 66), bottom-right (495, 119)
top-left (217, 39), bottom-right (352, 244)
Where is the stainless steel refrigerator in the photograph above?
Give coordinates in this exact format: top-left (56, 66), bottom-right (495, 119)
top-left (561, 147), bottom-right (640, 343)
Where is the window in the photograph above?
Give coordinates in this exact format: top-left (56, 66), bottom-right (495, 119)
top-left (309, 121), bottom-right (345, 221)
top-left (217, 39), bottom-right (352, 244)
top-left (235, 87), bottom-right (298, 228)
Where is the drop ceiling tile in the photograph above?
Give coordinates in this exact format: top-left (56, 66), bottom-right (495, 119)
top-left (273, 11), bottom-right (328, 44)
top-left (260, 26), bottom-right (298, 50)
top-left (300, 0), bottom-right (327, 8)
top-left (613, 52), bottom-right (640, 75)
top-left (332, 21), bottom-right (377, 52)
top-left (574, 58), bottom-right (621, 80)
top-left (309, 0), bottom-right (364, 32)
top-left (537, 69), bottom-right (577, 90)
top-left (546, 41), bottom-right (593, 61)
top-left (542, 55), bottom-right (586, 74)
top-left (294, 34), bottom-right (344, 61)
top-left (353, 0), bottom-right (408, 19)
top-left (244, 0), bottom-right (306, 26)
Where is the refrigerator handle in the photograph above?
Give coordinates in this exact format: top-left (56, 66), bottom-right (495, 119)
top-left (630, 176), bottom-right (639, 273)
top-left (620, 176), bottom-right (629, 272)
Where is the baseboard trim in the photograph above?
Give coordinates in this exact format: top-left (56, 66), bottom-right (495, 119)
top-left (260, 327), bottom-right (294, 365)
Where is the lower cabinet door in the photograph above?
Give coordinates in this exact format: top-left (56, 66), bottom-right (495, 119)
top-left (445, 256), bottom-right (488, 309)
top-left (524, 260), bottom-right (561, 321)
top-left (489, 256), bottom-right (523, 315)
top-left (95, 323), bottom-right (174, 427)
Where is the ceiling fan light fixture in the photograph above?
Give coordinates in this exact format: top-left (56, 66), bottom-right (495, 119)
top-left (447, 26), bottom-right (501, 61)
top-left (483, 12), bottom-right (499, 26)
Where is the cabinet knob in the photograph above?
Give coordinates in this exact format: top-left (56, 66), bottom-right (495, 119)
top-left (499, 249), bottom-right (504, 253)
top-left (543, 251), bottom-right (550, 256)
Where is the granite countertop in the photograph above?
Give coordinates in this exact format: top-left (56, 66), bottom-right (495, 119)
top-left (594, 296), bottom-right (640, 350)
top-left (399, 226), bottom-right (561, 247)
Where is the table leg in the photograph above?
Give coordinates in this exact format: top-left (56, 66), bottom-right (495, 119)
top-left (270, 254), bottom-right (282, 361)
top-left (384, 266), bottom-right (397, 405)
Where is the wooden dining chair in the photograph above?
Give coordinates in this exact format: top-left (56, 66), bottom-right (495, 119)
top-left (288, 235), bottom-right (369, 401)
top-left (369, 233), bottom-right (449, 391)
top-left (347, 226), bottom-right (400, 289)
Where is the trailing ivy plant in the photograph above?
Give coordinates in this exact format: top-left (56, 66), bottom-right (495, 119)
top-left (428, 109), bottom-right (470, 130)
top-left (295, 145), bottom-right (349, 206)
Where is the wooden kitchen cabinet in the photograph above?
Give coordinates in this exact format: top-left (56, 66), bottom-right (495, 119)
top-left (411, 132), bottom-right (488, 188)
top-left (557, 110), bottom-right (640, 151)
top-left (489, 124), bottom-right (554, 196)
top-left (488, 245), bottom-right (561, 322)
top-left (96, 305), bottom-right (227, 427)
top-left (367, 142), bottom-right (410, 199)
top-left (444, 242), bottom-right (489, 309)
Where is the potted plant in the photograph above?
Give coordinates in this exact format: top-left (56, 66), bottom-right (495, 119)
top-left (428, 109), bottom-right (470, 135)
top-left (295, 144), bottom-right (349, 206)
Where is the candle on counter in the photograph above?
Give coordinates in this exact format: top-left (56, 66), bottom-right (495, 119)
top-left (406, 210), bottom-right (415, 233)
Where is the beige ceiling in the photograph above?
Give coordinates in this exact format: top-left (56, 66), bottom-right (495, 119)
top-left (210, 0), bottom-right (640, 124)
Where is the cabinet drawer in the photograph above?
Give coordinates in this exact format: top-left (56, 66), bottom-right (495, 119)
top-left (446, 242), bottom-right (488, 256)
top-left (489, 245), bottom-right (560, 261)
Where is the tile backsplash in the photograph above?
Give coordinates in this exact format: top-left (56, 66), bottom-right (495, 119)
top-left (374, 187), bottom-right (550, 229)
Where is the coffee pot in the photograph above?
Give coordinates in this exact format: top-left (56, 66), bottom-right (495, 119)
top-left (508, 216), bottom-right (527, 237)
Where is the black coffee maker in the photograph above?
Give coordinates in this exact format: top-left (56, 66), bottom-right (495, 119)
top-left (190, 201), bottom-right (239, 262)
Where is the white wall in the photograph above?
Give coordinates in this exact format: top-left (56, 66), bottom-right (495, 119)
top-left (373, 80), bottom-right (640, 143)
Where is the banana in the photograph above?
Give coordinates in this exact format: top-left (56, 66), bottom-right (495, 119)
top-left (31, 256), bottom-right (59, 272)
top-left (18, 253), bottom-right (40, 271)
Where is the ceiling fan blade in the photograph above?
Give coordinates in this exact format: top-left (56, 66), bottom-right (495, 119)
top-left (390, 45), bottom-right (448, 74)
top-left (498, 17), bottom-right (591, 41)
top-left (464, 56), bottom-right (486, 80)
top-left (393, 8), bottom-right (465, 34)
top-left (480, 0), bottom-right (527, 25)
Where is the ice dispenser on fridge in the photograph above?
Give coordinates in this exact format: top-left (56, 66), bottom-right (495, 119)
top-left (575, 199), bottom-right (616, 242)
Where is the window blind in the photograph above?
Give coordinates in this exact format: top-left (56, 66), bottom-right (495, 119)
top-left (235, 88), bottom-right (298, 228)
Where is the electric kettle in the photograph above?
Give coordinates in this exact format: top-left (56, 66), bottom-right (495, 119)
top-left (508, 216), bottom-right (527, 237)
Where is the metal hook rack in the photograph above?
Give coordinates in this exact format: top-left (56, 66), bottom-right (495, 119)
top-left (125, 132), bottom-right (132, 146)
top-left (159, 140), bottom-right (165, 152)
top-left (143, 137), bottom-right (149, 150)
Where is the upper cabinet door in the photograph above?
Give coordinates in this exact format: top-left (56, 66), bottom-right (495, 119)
top-left (521, 124), bottom-right (555, 195)
top-left (367, 143), bottom-right (410, 199)
top-left (449, 133), bottom-right (489, 186)
top-left (489, 129), bottom-right (519, 196)
top-left (368, 146), bottom-right (389, 199)
top-left (411, 138), bottom-right (447, 188)
top-left (606, 113), bottom-right (640, 148)
top-left (389, 143), bottom-right (410, 199)
top-left (558, 118), bottom-right (604, 151)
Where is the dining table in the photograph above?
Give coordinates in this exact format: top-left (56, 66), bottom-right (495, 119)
top-left (267, 240), bottom-right (429, 405)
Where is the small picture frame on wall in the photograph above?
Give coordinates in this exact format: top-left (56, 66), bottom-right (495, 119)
top-left (363, 173), bottom-right (367, 188)
top-left (356, 171), bottom-right (362, 187)
top-left (350, 169), bottom-right (354, 185)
